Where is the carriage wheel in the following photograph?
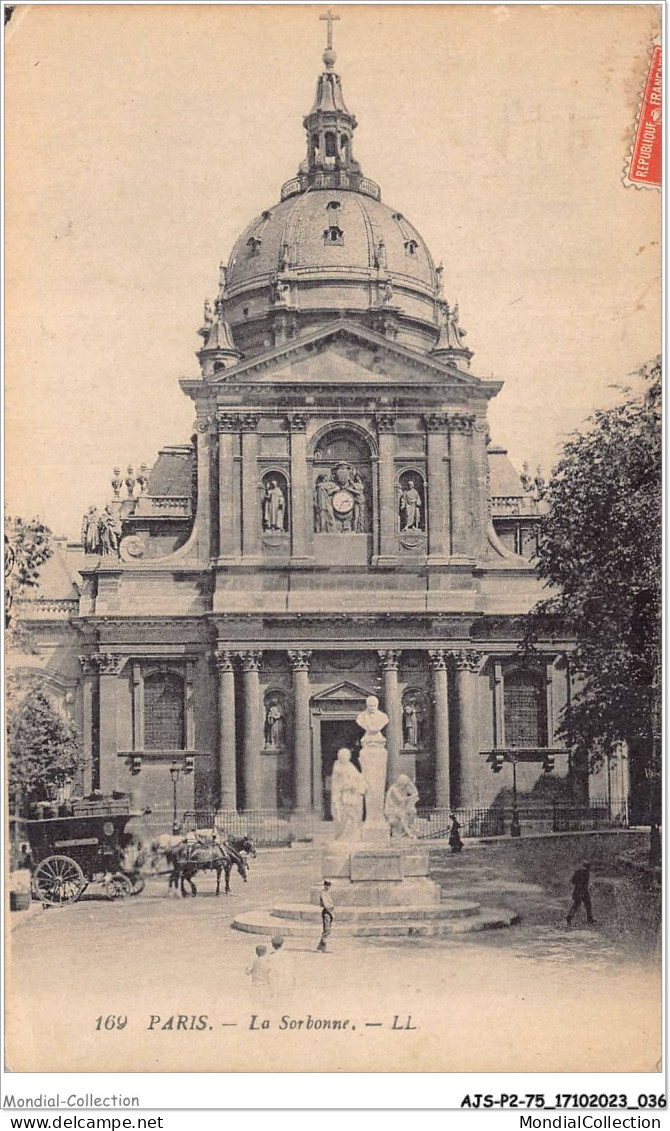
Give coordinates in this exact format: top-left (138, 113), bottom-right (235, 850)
top-left (33, 855), bottom-right (86, 906)
top-left (129, 873), bottom-right (145, 896)
top-left (105, 873), bottom-right (133, 901)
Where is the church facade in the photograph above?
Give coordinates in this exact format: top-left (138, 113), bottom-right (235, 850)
top-left (15, 28), bottom-right (617, 830)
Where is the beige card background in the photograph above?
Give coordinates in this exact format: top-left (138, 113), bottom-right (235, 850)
top-left (4, 3), bottom-right (662, 1075)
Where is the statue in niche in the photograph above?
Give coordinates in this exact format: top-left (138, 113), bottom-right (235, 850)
top-left (99, 506), bottom-right (123, 556)
top-left (402, 698), bottom-right (420, 748)
top-left (81, 506), bottom-right (102, 554)
top-left (331, 747), bottom-right (366, 840)
top-left (399, 478), bottom-right (423, 531)
top-left (262, 478), bottom-right (286, 532)
top-left (384, 774), bottom-right (420, 839)
top-left (264, 698), bottom-right (285, 749)
top-left (314, 472), bottom-right (338, 532)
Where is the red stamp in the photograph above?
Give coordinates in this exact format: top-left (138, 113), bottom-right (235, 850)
top-left (625, 42), bottom-right (662, 187)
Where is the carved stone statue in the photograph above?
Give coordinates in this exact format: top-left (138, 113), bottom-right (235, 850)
top-left (349, 469), bottom-right (366, 533)
top-left (356, 695), bottom-right (389, 835)
top-left (314, 472), bottom-right (338, 532)
top-left (520, 460), bottom-right (533, 493)
top-left (399, 479), bottom-right (422, 531)
top-left (203, 298), bottom-right (214, 326)
top-left (330, 747), bottom-right (366, 841)
top-left (274, 279), bottom-right (291, 305)
top-left (264, 699), bottom-right (284, 748)
top-left (262, 478), bottom-right (286, 532)
top-left (99, 505), bottom-right (123, 556)
top-left (384, 774), bottom-right (419, 839)
top-left (81, 506), bottom-right (101, 554)
top-left (381, 279), bottom-right (394, 305)
top-left (402, 699), bottom-right (420, 748)
top-left (535, 466), bottom-right (547, 500)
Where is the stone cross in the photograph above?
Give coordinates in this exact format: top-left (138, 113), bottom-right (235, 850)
top-left (320, 9), bottom-right (340, 51)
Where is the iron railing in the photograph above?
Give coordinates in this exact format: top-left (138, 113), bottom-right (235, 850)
top-left (182, 809), bottom-right (316, 847)
top-left (416, 799), bottom-right (627, 839)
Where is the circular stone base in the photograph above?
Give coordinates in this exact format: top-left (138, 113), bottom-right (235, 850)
top-left (232, 904), bottom-right (520, 938)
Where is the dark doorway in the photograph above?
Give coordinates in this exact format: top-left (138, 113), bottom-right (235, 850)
top-left (320, 718), bottom-right (362, 820)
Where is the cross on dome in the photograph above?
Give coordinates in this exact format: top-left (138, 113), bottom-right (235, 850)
top-left (320, 8), bottom-right (340, 69)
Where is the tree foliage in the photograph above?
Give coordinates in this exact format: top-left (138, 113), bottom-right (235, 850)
top-left (8, 689), bottom-right (84, 814)
top-left (5, 514), bottom-right (53, 630)
top-left (527, 358), bottom-right (661, 811)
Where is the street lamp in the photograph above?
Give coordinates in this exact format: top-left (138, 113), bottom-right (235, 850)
top-left (169, 765), bottom-right (181, 835)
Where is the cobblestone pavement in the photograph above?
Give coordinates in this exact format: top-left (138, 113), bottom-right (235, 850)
top-left (6, 841), bottom-right (661, 1074)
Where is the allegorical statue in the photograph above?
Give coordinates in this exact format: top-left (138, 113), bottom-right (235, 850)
top-left (264, 699), bottom-right (284, 749)
top-left (349, 469), bottom-right (366, 533)
top-left (384, 774), bottom-right (419, 839)
top-left (330, 747), bottom-right (366, 841)
top-left (99, 505), bottom-right (123, 556)
top-left (262, 478), bottom-right (286, 532)
top-left (402, 699), bottom-right (420, 748)
top-left (356, 695), bottom-right (389, 835)
top-left (399, 479), bottom-right (422, 531)
top-left (314, 472), bottom-right (338, 532)
top-left (520, 460), bottom-right (533, 493)
top-left (81, 506), bottom-right (102, 554)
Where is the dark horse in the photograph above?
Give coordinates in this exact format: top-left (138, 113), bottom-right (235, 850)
top-left (165, 834), bottom-right (256, 898)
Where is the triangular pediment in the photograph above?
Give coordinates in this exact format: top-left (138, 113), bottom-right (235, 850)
top-left (204, 321), bottom-right (500, 396)
top-left (311, 679), bottom-right (375, 703)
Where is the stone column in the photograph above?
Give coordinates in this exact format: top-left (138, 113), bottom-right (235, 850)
top-left (472, 417), bottom-right (491, 559)
top-left (217, 413), bottom-right (241, 560)
top-left (426, 414), bottom-right (449, 562)
top-left (215, 650), bottom-right (237, 810)
top-left (449, 413), bottom-right (475, 561)
top-left (429, 649), bottom-right (450, 808)
top-left (95, 653), bottom-right (125, 795)
top-left (493, 660), bottom-right (505, 747)
top-left (545, 658), bottom-right (555, 746)
top-left (289, 650), bottom-right (313, 812)
top-left (376, 414), bottom-right (397, 565)
top-left (451, 649), bottom-right (483, 808)
top-left (78, 656), bottom-right (97, 795)
top-left (378, 649), bottom-right (402, 785)
top-left (237, 650), bottom-right (262, 809)
top-left (193, 414), bottom-right (213, 560)
top-left (288, 413), bottom-right (312, 564)
top-left (240, 414), bottom-right (261, 561)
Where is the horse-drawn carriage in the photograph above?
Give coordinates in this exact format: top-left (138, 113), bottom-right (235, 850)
top-left (23, 797), bottom-right (146, 906)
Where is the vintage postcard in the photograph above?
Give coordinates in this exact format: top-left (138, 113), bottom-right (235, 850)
top-left (4, 2), bottom-right (662, 1085)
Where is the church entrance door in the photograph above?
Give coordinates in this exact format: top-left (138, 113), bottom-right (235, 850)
top-left (319, 718), bottom-right (362, 820)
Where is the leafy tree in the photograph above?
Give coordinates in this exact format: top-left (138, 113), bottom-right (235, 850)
top-left (8, 689), bottom-right (84, 815)
top-left (527, 358), bottom-right (661, 833)
top-left (5, 514), bottom-right (53, 630)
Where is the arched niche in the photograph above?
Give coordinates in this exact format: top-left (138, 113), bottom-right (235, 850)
top-left (396, 468), bottom-right (426, 533)
top-left (263, 687), bottom-right (289, 750)
top-left (260, 469), bottom-right (289, 534)
top-left (311, 425), bottom-right (374, 535)
top-left (401, 688), bottom-right (429, 749)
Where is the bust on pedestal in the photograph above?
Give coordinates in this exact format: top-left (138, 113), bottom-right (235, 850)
top-left (356, 695), bottom-right (390, 843)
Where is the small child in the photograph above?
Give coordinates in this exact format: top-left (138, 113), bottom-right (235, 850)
top-left (246, 943), bottom-right (272, 1000)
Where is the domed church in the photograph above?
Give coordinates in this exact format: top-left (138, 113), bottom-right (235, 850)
top-left (16, 18), bottom-right (616, 830)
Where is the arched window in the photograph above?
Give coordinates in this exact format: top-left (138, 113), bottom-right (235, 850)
top-left (404, 239), bottom-right (418, 257)
top-left (144, 671), bottom-right (185, 750)
top-left (246, 236), bottom-right (262, 258)
top-left (325, 131), bottom-right (337, 158)
top-left (504, 670), bottom-right (546, 748)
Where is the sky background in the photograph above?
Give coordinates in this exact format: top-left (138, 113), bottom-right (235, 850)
top-left (5, 3), bottom-right (661, 539)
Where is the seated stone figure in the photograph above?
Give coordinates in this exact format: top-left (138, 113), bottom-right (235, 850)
top-left (384, 774), bottom-right (419, 839)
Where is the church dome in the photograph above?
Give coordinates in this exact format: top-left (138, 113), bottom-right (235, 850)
top-left (214, 27), bottom-right (445, 358)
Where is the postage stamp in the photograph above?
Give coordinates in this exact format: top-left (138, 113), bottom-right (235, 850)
top-left (624, 40), bottom-right (662, 188)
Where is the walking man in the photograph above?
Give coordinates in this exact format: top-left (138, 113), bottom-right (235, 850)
top-left (567, 860), bottom-right (594, 925)
top-left (317, 879), bottom-right (334, 952)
